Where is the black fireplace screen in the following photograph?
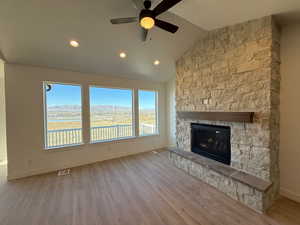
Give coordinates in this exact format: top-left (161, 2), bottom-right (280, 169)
top-left (191, 123), bottom-right (231, 165)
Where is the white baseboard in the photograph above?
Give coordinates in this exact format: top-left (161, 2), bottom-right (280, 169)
top-left (280, 187), bottom-right (300, 203)
top-left (166, 144), bottom-right (176, 148)
top-left (7, 146), bottom-right (167, 180)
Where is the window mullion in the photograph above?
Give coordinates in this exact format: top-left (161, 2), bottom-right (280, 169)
top-left (82, 84), bottom-right (90, 144)
top-left (133, 88), bottom-right (139, 137)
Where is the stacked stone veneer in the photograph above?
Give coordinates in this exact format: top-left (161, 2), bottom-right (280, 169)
top-left (175, 16), bottom-right (280, 212)
top-left (169, 150), bottom-right (270, 212)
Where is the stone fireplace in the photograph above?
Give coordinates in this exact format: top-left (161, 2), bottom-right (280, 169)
top-left (169, 16), bottom-right (281, 212)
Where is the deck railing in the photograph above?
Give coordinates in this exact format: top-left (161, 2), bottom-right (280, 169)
top-left (90, 124), bottom-right (133, 142)
top-left (46, 124), bottom-right (155, 148)
top-left (47, 128), bottom-right (82, 148)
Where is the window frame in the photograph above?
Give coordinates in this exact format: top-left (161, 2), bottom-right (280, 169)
top-left (138, 89), bottom-right (159, 137)
top-left (88, 85), bottom-right (135, 143)
top-left (42, 82), bottom-right (160, 150)
top-left (43, 81), bottom-right (84, 150)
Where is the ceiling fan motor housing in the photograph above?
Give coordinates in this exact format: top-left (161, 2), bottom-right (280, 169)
top-left (144, 0), bottom-right (152, 9)
top-left (139, 9), bottom-right (154, 22)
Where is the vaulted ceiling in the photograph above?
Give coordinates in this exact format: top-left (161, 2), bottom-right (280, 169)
top-left (169, 0), bottom-right (300, 30)
top-left (0, 0), bottom-right (300, 82)
top-left (0, 0), bottom-right (204, 82)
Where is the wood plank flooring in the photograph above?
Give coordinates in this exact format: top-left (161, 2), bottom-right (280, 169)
top-left (0, 150), bottom-right (299, 225)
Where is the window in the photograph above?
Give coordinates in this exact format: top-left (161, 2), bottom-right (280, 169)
top-left (43, 84), bottom-right (160, 148)
top-left (138, 90), bottom-right (158, 136)
top-left (89, 87), bottom-right (134, 142)
top-left (44, 83), bottom-right (82, 149)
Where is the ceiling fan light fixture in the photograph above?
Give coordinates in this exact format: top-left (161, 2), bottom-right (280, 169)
top-left (110, 0), bottom-right (183, 41)
top-left (140, 9), bottom-right (155, 30)
top-left (140, 16), bottom-right (155, 29)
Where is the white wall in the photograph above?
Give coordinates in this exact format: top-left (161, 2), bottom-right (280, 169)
top-left (0, 59), bottom-right (6, 163)
top-left (165, 77), bottom-right (176, 147)
top-left (280, 24), bottom-right (300, 203)
top-left (5, 64), bottom-right (167, 180)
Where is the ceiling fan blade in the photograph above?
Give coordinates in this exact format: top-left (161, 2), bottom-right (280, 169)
top-left (142, 28), bottom-right (148, 42)
top-left (155, 19), bottom-right (178, 33)
top-left (110, 17), bottom-right (138, 24)
top-left (153, 0), bottom-right (183, 16)
top-left (132, 0), bottom-right (144, 9)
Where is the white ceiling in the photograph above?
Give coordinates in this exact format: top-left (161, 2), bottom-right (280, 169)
top-left (1, 0), bottom-right (300, 82)
top-left (0, 0), bottom-right (204, 82)
top-left (169, 0), bottom-right (300, 30)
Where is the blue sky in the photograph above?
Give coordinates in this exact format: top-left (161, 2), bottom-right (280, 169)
top-left (46, 84), bottom-right (156, 109)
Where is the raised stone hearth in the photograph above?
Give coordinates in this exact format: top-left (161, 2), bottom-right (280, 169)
top-left (169, 147), bottom-right (272, 212)
top-left (173, 16), bottom-right (281, 212)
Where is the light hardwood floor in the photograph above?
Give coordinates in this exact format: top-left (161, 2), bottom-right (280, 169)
top-left (0, 150), bottom-right (299, 225)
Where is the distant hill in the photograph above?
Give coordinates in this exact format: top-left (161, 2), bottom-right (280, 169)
top-left (48, 105), bottom-right (154, 113)
top-left (47, 105), bottom-right (155, 121)
top-left (48, 105), bottom-right (82, 112)
top-left (91, 105), bottom-right (132, 113)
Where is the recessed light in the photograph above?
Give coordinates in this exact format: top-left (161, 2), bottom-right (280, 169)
top-left (120, 52), bottom-right (127, 58)
top-left (70, 40), bottom-right (79, 48)
top-left (154, 60), bottom-right (160, 65)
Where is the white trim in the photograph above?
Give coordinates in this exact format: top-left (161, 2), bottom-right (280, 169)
top-left (89, 84), bottom-right (134, 91)
top-left (138, 89), bottom-right (159, 136)
top-left (139, 133), bottom-right (159, 137)
top-left (45, 143), bottom-right (84, 151)
top-left (43, 82), bottom-right (83, 149)
top-left (155, 90), bottom-right (159, 135)
top-left (88, 86), bottom-right (135, 143)
top-left (90, 136), bottom-right (136, 144)
top-left (83, 83), bottom-right (91, 144)
top-left (7, 147), bottom-right (167, 180)
top-left (132, 88), bottom-right (137, 137)
top-left (280, 187), bottom-right (300, 203)
top-left (43, 82), bottom-right (48, 148)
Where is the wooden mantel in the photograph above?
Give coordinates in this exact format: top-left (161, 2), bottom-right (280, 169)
top-left (177, 111), bottom-right (254, 123)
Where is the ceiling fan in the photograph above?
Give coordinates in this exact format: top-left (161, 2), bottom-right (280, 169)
top-left (110, 0), bottom-right (183, 41)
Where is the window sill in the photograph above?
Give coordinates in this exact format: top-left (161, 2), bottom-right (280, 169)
top-left (43, 134), bottom-right (161, 151)
top-left (90, 136), bottom-right (136, 144)
top-left (139, 133), bottom-right (159, 138)
top-left (45, 143), bottom-right (85, 151)
top-left (90, 134), bottom-right (160, 145)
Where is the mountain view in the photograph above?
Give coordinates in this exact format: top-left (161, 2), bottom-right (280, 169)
top-left (47, 105), bottom-right (155, 130)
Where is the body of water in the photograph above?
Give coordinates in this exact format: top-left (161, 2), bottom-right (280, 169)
top-left (48, 119), bottom-right (81, 122)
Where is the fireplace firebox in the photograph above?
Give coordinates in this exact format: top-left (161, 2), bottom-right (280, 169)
top-left (191, 123), bottom-right (231, 165)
